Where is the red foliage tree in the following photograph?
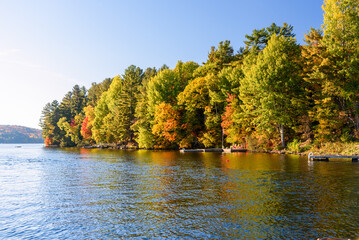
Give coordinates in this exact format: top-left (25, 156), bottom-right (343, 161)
top-left (152, 102), bottom-right (182, 147)
top-left (221, 94), bottom-right (235, 135)
top-left (44, 137), bottom-right (53, 146)
top-left (70, 119), bottom-right (77, 128)
top-left (81, 116), bottom-right (92, 140)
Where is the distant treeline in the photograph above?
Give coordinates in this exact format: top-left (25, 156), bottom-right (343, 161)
top-left (40, 0), bottom-right (359, 151)
top-left (0, 125), bottom-right (43, 143)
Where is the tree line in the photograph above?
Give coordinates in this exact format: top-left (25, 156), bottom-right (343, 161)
top-left (0, 125), bottom-right (43, 143)
top-left (40, 0), bottom-right (359, 151)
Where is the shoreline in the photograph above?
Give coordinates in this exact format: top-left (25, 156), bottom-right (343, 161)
top-left (44, 142), bottom-right (359, 157)
top-left (42, 144), bottom-right (315, 157)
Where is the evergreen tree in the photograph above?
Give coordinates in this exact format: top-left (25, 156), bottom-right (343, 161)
top-left (40, 100), bottom-right (61, 146)
top-left (132, 67), bottom-right (157, 148)
top-left (87, 78), bottom-right (112, 107)
top-left (58, 92), bottom-right (72, 120)
top-left (207, 40), bottom-right (236, 68)
top-left (112, 65), bottom-right (143, 144)
top-left (70, 85), bottom-right (86, 116)
top-left (244, 23), bottom-right (295, 51)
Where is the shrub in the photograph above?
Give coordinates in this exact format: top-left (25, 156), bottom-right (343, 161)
top-left (287, 139), bottom-right (302, 153)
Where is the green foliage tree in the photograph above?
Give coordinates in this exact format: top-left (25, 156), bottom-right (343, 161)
top-left (218, 66), bottom-right (246, 146)
top-left (53, 85), bottom-right (87, 146)
top-left (143, 69), bottom-right (184, 147)
top-left (244, 23), bottom-right (295, 51)
top-left (177, 42), bottom-right (240, 148)
top-left (147, 69), bottom-right (181, 115)
top-left (87, 78), bottom-right (112, 107)
top-left (39, 9), bottom-right (359, 152)
top-left (321, 0), bottom-right (359, 139)
top-left (139, 62), bottom-right (198, 148)
top-left (39, 100), bottom-right (61, 145)
top-left (57, 116), bottom-right (82, 146)
top-left (93, 76), bottom-right (122, 143)
top-left (111, 65), bottom-right (143, 144)
top-left (301, 28), bottom-right (342, 141)
top-left (132, 67), bottom-right (158, 148)
top-left (58, 92), bottom-right (72, 120)
top-left (70, 85), bottom-right (87, 116)
top-left (177, 76), bottom-right (208, 147)
top-left (240, 34), bottom-right (305, 148)
top-left (207, 40), bottom-right (236, 67)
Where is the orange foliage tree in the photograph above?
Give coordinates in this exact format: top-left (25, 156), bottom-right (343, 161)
top-left (44, 137), bottom-right (53, 146)
top-left (81, 106), bottom-right (95, 141)
top-left (221, 93), bottom-right (247, 146)
top-left (221, 94), bottom-right (235, 135)
top-left (152, 102), bottom-right (182, 148)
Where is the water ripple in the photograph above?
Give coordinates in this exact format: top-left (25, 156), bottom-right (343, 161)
top-left (1, 146), bottom-right (359, 239)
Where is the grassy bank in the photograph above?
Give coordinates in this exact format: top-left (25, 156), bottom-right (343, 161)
top-left (245, 137), bottom-right (359, 156)
top-left (307, 142), bottom-right (359, 155)
top-left (283, 140), bottom-right (359, 155)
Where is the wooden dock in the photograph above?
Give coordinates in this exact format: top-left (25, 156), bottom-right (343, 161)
top-left (308, 152), bottom-right (359, 162)
top-left (223, 148), bottom-right (248, 153)
top-left (180, 148), bottom-right (247, 153)
top-left (180, 149), bottom-right (205, 152)
top-left (180, 148), bottom-right (222, 153)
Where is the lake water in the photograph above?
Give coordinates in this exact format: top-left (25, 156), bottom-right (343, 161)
top-left (0, 144), bottom-right (359, 239)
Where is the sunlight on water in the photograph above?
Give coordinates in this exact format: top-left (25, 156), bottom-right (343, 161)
top-left (0, 144), bottom-right (359, 239)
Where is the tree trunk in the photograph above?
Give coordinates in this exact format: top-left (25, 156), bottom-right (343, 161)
top-left (355, 102), bottom-right (359, 131)
top-left (279, 124), bottom-right (286, 148)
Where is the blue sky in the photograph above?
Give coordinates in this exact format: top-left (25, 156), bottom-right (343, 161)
top-left (0, 0), bottom-right (324, 129)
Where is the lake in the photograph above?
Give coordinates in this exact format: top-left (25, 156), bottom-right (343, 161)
top-left (0, 144), bottom-right (358, 239)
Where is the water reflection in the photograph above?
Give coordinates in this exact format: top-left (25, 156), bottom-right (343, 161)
top-left (1, 146), bottom-right (359, 239)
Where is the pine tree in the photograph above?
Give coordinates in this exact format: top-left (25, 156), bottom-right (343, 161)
top-left (39, 100), bottom-right (61, 145)
top-left (132, 67), bottom-right (157, 148)
top-left (70, 85), bottom-right (86, 116)
top-left (112, 65), bottom-right (143, 144)
top-left (244, 23), bottom-right (295, 51)
top-left (58, 92), bottom-right (72, 120)
top-left (87, 78), bottom-right (112, 107)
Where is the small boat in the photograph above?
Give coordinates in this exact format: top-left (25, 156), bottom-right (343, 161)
top-left (15, 146), bottom-right (22, 148)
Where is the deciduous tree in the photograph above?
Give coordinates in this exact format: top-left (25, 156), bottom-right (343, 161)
top-left (240, 34), bottom-right (304, 148)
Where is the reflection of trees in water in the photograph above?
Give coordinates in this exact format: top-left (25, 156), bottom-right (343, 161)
top-left (50, 149), bottom-right (359, 238)
top-left (217, 152), bottom-right (359, 239)
top-left (307, 163), bottom-right (359, 238)
top-left (132, 151), bottom-right (293, 238)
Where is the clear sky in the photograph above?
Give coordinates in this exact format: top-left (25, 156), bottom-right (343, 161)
top-left (0, 0), bottom-right (324, 129)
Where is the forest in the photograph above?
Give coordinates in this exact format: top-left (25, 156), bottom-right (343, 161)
top-left (40, 0), bottom-right (359, 152)
top-left (0, 125), bottom-right (43, 144)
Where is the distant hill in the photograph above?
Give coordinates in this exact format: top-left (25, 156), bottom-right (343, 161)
top-left (0, 125), bottom-right (43, 143)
